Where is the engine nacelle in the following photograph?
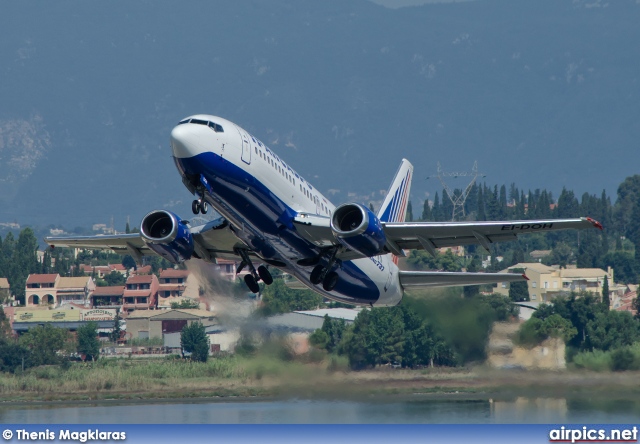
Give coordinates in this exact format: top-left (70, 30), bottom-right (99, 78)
top-left (140, 210), bottom-right (194, 264)
top-left (330, 203), bottom-right (387, 257)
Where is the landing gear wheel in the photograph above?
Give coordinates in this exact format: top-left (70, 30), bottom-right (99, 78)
top-left (192, 200), bottom-right (200, 215)
top-left (257, 265), bottom-right (273, 285)
top-left (322, 271), bottom-right (339, 291)
top-left (310, 265), bottom-right (325, 285)
top-left (244, 274), bottom-right (260, 294)
top-left (200, 201), bottom-right (208, 214)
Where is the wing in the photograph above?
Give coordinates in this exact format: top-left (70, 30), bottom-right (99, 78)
top-left (383, 217), bottom-right (602, 256)
top-left (293, 213), bottom-right (602, 259)
top-left (399, 270), bottom-right (527, 289)
top-left (45, 217), bottom-right (245, 262)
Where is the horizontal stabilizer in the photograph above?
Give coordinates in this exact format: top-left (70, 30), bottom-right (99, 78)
top-left (399, 270), bottom-right (526, 289)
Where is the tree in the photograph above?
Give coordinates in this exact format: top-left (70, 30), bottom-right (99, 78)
top-left (77, 322), bottom-right (100, 361)
top-left (548, 242), bottom-right (573, 268)
top-left (110, 311), bottom-right (122, 343)
top-left (0, 306), bottom-right (11, 340)
top-left (121, 255), bottom-right (136, 270)
top-left (258, 278), bottom-right (322, 316)
top-left (602, 276), bottom-right (610, 310)
top-left (508, 269), bottom-right (529, 302)
top-left (181, 321), bottom-right (209, 362)
top-left (0, 341), bottom-right (30, 374)
top-left (586, 311), bottom-right (640, 351)
top-left (406, 201), bottom-right (413, 222)
top-left (421, 198), bottom-right (432, 221)
top-left (20, 324), bottom-right (71, 366)
top-left (101, 270), bottom-right (126, 286)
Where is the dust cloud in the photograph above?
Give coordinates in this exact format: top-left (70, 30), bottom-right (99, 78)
top-left (185, 259), bottom-right (257, 327)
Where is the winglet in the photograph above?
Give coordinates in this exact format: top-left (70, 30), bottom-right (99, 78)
top-left (586, 217), bottom-right (603, 230)
top-left (377, 159), bottom-right (413, 223)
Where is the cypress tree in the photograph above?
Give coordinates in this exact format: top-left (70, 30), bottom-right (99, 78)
top-left (421, 198), bottom-right (432, 221)
top-left (602, 275), bottom-right (610, 310)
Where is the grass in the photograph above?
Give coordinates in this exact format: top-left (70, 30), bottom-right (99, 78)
top-left (7, 350), bottom-right (640, 403)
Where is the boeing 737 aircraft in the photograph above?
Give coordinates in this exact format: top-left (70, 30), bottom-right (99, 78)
top-left (46, 115), bottom-right (603, 306)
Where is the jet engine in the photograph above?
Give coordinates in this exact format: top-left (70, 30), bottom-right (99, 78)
top-left (140, 210), bottom-right (194, 264)
top-left (330, 203), bottom-right (387, 257)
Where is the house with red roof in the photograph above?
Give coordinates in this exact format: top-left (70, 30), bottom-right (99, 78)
top-left (123, 274), bottom-right (159, 312)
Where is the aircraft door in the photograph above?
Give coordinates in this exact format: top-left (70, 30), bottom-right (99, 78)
top-left (236, 126), bottom-right (251, 165)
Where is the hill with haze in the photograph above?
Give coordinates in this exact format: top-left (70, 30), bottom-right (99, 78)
top-left (0, 0), bottom-right (638, 229)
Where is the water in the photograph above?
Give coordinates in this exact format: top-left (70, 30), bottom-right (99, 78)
top-left (2, 396), bottom-right (639, 424)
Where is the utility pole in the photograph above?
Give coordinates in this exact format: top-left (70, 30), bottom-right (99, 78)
top-left (427, 161), bottom-right (485, 221)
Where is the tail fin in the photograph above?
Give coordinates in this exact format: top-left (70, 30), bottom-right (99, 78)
top-left (377, 159), bottom-right (413, 223)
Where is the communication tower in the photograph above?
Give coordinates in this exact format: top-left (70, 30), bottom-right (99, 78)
top-left (427, 161), bottom-right (485, 221)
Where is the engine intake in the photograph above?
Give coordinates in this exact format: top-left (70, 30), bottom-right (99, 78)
top-left (330, 203), bottom-right (387, 257)
top-left (140, 210), bottom-right (194, 264)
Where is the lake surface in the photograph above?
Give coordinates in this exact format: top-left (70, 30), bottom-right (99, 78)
top-left (2, 396), bottom-right (639, 424)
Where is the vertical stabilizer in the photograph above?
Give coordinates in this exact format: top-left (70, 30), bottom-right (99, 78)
top-left (377, 159), bottom-right (413, 223)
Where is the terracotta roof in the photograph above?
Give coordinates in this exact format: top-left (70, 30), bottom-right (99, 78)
top-left (126, 275), bottom-right (155, 284)
top-left (26, 274), bottom-right (59, 284)
top-left (109, 264), bottom-right (126, 271)
top-left (92, 285), bottom-right (125, 296)
top-left (159, 269), bottom-right (190, 279)
top-left (58, 277), bottom-right (92, 288)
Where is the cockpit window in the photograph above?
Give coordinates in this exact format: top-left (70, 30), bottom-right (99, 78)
top-left (179, 118), bottom-right (224, 132)
top-left (207, 121), bottom-right (224, 133)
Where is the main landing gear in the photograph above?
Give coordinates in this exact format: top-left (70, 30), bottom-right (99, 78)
top-left (192, 198), bottom-right (208, 215)
top-left (310, 248), bottom-right (340, 292)
top-left (236, 248), bottom-right (273, 294)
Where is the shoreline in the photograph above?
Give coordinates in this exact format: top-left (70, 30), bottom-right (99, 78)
top-left (4, 365), bottom-right (640, 405)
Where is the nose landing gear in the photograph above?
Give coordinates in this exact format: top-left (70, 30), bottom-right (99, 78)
top-left (192, 199), bottom-right (208, 215)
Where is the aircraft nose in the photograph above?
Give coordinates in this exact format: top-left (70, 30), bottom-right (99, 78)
top-left (170, 124), bottom-right (200, 159)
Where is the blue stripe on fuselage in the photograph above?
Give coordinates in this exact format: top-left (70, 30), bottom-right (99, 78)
top-left (174, 152), bottom-right (380, 304)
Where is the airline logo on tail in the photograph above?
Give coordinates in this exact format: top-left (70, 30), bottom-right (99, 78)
top-left (377, 159), bottom-right (413, 264)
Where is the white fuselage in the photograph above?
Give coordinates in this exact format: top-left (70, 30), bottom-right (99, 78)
top-left (170, 115), bottom-right (403, 306)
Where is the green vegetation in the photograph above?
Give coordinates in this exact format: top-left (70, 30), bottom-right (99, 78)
top-left (96, 270), bottom-right (126, 287)
top-left (180, 322), bottom-right (209, 362)
top-left (77, 322), bottom-right (100, 361)
top-left (308, 293), bottom-right (518, 369)
top-left (170, 299), bottom-right (200, 309)
top-left (516, 291), bottom-right (640, 371)
top-left (257, 277), bottom-right (323, 316)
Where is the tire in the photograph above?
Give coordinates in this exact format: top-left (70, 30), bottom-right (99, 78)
top-left (257, 265), bottom-right (273, 285)
top-left (192, 200), bottom-right (200, 214)
top-left (244, 274), bottom-right (260, 293)
top-left (200, 201), bottom-right (208, 214)
top-left (310, 265), bottom-right (324, 285)
top-left (322, 271), bottom-right (339, 291)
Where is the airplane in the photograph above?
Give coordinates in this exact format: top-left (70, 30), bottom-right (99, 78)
top-left (45, 115), bottom-right (603, 307)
